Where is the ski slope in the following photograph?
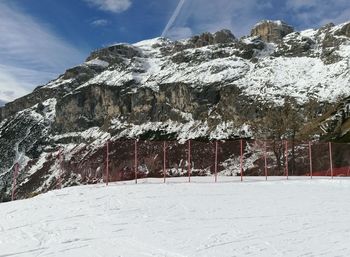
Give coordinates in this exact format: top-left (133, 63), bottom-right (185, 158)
top-left (1, 178), bottom-right (350, 257)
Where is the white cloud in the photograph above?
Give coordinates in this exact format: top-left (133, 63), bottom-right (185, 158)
top-left (162, 0), bottom-right (350, 40)
top-left (0, 2), bottom-right (85, 103)
top-left (0, 73), bottom-right (30, 103)
top-left (166, 27), bottom-right (193, 40)
top-left (286, 0), bottom-right (350, 27)
top-left (83, 0), bottom-right (132, 13)
top-left (161, 0), bottom-right (186, 37)
top-left (91, 19), bottom-right (109, 27)
top-left (0, 64), bottom-right (56, 103)
top-left (162, 0), bottom-right (273, 40)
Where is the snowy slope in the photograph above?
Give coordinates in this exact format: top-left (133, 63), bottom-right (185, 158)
top-left (1, 178), bottom-right (350, 257)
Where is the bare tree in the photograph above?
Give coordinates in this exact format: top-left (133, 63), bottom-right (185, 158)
top-left (281, 97), bottom-right (303, 175)
top-left (254, 97), bottom-right (302, 175)
top-left (0, 174), bottom-right (10, 202)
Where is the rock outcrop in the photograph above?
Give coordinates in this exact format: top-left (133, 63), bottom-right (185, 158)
top-left (251, 20), bottom-right (294, 43)
top-left (334, 21), bottom-right (350, 37)
top-left (189, 29), bottom-right (236, 47)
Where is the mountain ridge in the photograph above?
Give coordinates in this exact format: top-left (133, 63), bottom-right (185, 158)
top-left (1, 20), bottom-right (350, 201)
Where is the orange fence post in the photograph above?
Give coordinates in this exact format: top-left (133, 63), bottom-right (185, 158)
top-left (264, 141), bottom-right (268, 181)
top-left (106, 140), bottom-right (109, 186)
top-left (308, 141), bottom-right (313, 179)
top-left (11, 163), bottom-right (19, 201)
top-left (134, 140), bottom-right (138, 184)
top-left (285, 140), bottom-right (289, 180)
top-left (188, 140), bottom-right (191, 183)
top-left (163, 141), bottom-right (167, 183)
top-left (329, 142), bottom-right (333, 179)
top-left (58, 148), bottom-right (63, 189)
top-left (240, 139), bottom-right (243, 182)
top-left (215, 141), bottom-right (218, 183)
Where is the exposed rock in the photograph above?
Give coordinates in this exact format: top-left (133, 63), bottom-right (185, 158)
top-left (318, 23), bottom-right (335, 33)
top-left (62, 65), bottom-right (98, 82)
top-left (0, 87), bottom-right (60, 122)
top-left (86, 44), bottom-right (141, 63)
top-left (320, 97), bottom-right (350, 141)
top-left (275, 32), bottom-right (315, 57)
top-left (251, 20), bottom-right (294, 43)
top-left (189, 30), bottom-right (236, 47)
top-left (54, 83), bottom-right (225, 134)
top-left (319, 24), bottom-right (349, 64)
top-left (213, 29), bottom-right (236, 44)
top-left (333, 22), bottom-right (350, 37)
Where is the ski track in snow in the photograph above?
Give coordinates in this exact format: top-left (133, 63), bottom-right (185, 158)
top-left (1, 177), bottom-right (350, 257)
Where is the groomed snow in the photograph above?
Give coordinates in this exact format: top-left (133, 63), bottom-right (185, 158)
top-left (1, 177), bottom-right (350, 257)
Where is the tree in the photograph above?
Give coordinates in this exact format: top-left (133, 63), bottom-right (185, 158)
top-left (0, 173), bottom-right (10, 202)
top-left (281, 97), bottom-right (303, 175)
top-left (256, 97), bottom-right (303, 175)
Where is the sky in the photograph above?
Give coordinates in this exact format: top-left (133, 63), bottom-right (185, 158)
top-left (0, 0), bottom-right (350, 104)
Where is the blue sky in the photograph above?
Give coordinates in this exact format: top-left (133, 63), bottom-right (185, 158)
top-left (0, 0), bottom-right (350, 104)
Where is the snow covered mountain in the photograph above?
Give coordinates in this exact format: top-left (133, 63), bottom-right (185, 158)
top-left (1, 20), bottom-right (350, 201)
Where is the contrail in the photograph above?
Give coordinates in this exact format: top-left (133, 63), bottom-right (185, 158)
top-left (161, 0), bottom-right (186, 37)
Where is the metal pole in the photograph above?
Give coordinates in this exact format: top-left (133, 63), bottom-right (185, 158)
top-left (58, 149), bottom-right (63, 189)
top-left (308, 141), bottom-right (313, 179)
top-left (264, 141), bottom-right (268, 181)
top-left (285, 140), bottom-right (289, 180)
top-left (135, 140), bottom-right (138, 184)
top-left (240, 139), bottom-right (243, 182)
top-left (163, 141), bottom-right (166, 183)
top-left (188, 140), bottom-right (191, 183)
top-left (329, 142), bottom-right (333, 179)
top-left (11, 163), bottom-right (19, 201)
top-left (106, 140), bottom-right (109, 186)
top-left (215, 141), bottom-right (218, 183)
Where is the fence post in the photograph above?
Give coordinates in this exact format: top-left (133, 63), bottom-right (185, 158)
top-left (308, 141), bottom-right (313, 179)
top-left (134, 140), bottom-right (138, 184)
top-left (11, 163), bottom-right (19, 201)
top-left (163, 141), bottom-right (166, 183)
top-left (58, 149), bottom-right (63, 189)
top-left (215, 141), bottom-right (218, 183)
top-left (264, 141), bottom-right (268, 181)
top-left (285, 140), bottom-right (289, 180)
top-left (240, 139), bottom-right (243, 182)
top-left (106, 140), bottom-right (109, 186)
top-left (329, 142), bottom-right (333, 179)
top-left (188, 140), bottom-right (191, 183)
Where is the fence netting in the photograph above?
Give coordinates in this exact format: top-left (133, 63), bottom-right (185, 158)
top-left (47, 140), bottom-right (350, 186)
top-left (8, 139), bottom-right (350, 201)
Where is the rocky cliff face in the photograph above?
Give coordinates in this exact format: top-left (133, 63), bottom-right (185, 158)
top-left (1, 20), bottom-right (350, 201)
top-left (251, 20), bottom-right (294, 43)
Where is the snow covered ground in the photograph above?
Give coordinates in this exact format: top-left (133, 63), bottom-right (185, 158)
top-left (1, 177), bottom-right (350, 257)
